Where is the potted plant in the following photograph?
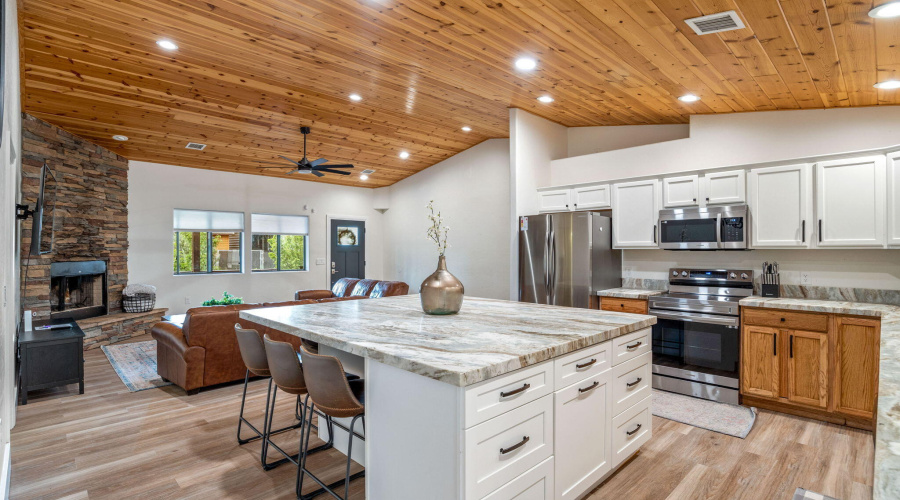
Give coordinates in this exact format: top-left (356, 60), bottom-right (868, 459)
top-left (202, 291), bottom-right (243, 306)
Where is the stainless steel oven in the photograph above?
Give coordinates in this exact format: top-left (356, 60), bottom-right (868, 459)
top-left (649, 268), bottom-right (753, 405)
top-left (658, 205), bottom-right (749, 250)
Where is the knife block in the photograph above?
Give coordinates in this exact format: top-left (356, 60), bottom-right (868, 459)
top-left (761, 284), bottom-right (780, 298)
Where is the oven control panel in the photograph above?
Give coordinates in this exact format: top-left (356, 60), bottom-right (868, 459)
top-left (669, 268), bottom-right (753, 284)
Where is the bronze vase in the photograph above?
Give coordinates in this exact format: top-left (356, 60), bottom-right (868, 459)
top-left (420, 255), bottom-right (464, 315)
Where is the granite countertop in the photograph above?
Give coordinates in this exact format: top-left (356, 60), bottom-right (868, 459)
top-left (739, 296), bottom-right (900, 500)
top-left (240, 295), bottom-right (655, 387)
top-left (597, 288), bottom-right (666, 299)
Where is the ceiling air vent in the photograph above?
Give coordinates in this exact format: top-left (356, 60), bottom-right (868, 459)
top-left (185, 142), bottom-right (207, 151)
top-left (360, 169), bottom-right (376, 175)
top-left (684, 11), bottom-right (745, 35)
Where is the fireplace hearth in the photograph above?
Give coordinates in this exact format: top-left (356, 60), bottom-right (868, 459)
top-left (50, 260), bottom-right (109, 320)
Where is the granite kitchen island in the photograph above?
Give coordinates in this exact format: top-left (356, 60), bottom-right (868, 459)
top-left (241, 295), bottom-right (656, 500)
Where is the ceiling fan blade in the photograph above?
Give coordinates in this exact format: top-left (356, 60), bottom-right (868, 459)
top-left (311, 170), bottom-right (325, 178)
top-left (317, 168), bottom-right (352, 176)
top-left (309, 158), bottom-right (328, 167)
top-left (279, 155), bottom-right (304, 167)
top-left (316, 164), bottom-right (354, 169)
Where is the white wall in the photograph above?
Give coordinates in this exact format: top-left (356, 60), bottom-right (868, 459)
top-left (567, 124), bottom-right (689, 158)
top-left (0, 0), bottom-right (22, 480)
top-left (509, 109), bottom-right (568, 299)
top-left (623, 249), bottom-right (900, 291)
top-left (128, 162), bottom-right (383, 314)
top-left (383, 139), bottom-right (510, 300)
top-left (551, 107), bottom-right (900, 186)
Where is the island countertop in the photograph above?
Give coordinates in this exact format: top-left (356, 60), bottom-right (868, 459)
top-left (240, 294), bottom-right (655, 387)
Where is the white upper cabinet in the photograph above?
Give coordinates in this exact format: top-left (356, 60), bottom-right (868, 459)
top-left (571, 184), bottom-right (611, 210)
top-left (815, 156), bottom-right (886, 247)
top-left (662, 175), bottom-right (699, 208)
top-left (889, 152), bottom-right (900, 247)
top-left (748, 164), bottom-right (813, 248)
top-left (538, 189), bottom-right (571, 213)
top-left (612, 179), bottom-right (660, 248)
top-left (702, 170), bottom-right (746, 205)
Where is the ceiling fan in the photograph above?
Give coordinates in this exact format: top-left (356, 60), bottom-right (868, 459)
top-left (254, 127), bottom-right (354, 177)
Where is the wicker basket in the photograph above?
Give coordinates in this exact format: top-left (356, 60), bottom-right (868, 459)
top-left (123, 293), bottom-right (156, 313)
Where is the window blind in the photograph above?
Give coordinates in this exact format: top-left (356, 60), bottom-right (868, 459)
top-left (173, 209), bottom-right (245, 231)
top-left (251, 213), bottom-right (309, 235)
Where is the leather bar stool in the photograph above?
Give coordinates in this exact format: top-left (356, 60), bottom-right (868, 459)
top-left (297, 346), bottom-right (366, 500)
top-left (235, 325), bottom-right (307, 470)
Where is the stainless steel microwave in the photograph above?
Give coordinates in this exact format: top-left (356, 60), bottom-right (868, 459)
top-left (658, 205), bottom-right (749, 250)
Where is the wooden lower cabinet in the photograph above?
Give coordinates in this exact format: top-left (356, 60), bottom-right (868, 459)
top-left (740, 307), bottom-right (880, 429)
top-left (600, 297), bottom-right (649, 314)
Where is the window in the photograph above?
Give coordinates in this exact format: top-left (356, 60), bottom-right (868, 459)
top-left (173, 209), bottom-right (244, 274)
top-left (251, 213), bottom-right (309, 272)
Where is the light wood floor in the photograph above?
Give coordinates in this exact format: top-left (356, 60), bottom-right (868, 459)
top-left (11, 335), bottom-right (874, 500)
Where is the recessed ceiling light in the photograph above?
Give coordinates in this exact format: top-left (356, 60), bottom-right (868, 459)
top-left (874, 80), bottom-right (900, 89)
top-left (156, 39), bottom-right (178, 50)
top-left (360, 174), bottom-right (369, 181)
top-left (349, 93), bottom-right (362, 101)
top-left (515, 58), bottom-right (537, 71)
top-left (398, 151), bottom-right (410, 159)
top-left (112, 135), bottom-right (129, 141)
top-left (461, 126), bottom-right (472, 132)
top-left (678, 94), bottom-right (701, 102)
top-left (537, 95), bottom-right (554, 103)
top-left (869, 2), bottom-right (900, 18)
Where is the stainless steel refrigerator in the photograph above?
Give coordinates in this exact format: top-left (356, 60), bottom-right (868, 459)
top-left (518, 212), bottom-right (622, 308)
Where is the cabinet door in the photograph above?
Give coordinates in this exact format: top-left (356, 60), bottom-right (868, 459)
top-left (538, 189), bottom-right (571, 213)
top-left (571, 184), bottom-right (610, 210)
top-left (702, 170), bottom-right (746, 205)
top-left (662, 175), bottom-right (699, 207)
top-left (554, 372), bottom-right (611, 500)
top-left (740, 326), bottom-right (779, 399)
top-left (748, 164), bottom-right (812, 247)
top-left (833, 316), bottom-right (880, 419)
top-left (815, 156), bottom-right (886, 247)
top-left (888, 151), bottom-right (900, 246)
top-left (612, 179), bottom-right (659, 248)
top-left (786, 330), bottom-right (828, 408)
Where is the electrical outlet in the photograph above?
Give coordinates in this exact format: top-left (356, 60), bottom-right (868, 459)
top-left (800, 272), bottom-right (810, 285)
top-left (185, 297), bottom-right (191, 305)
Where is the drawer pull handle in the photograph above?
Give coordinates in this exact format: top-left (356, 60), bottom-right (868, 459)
top-left (578, 381), bottom-right (600, 393)
top-left (500, 383), bottom-right (530, 398)
top-left (626, 423), bottom-right (643, 436)
top-left (500, 436), bottom-right (530, 455)
top-left (576, 358), bottom-right (597, 369)
top-left (626, 341), bottom-right (642, 350)
top-left (626, 377), bottom-right (642, 388)
top-left (780, 318), bottom-right (785, 322)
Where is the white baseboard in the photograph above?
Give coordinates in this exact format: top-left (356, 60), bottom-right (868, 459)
top-left (0, 442), bottom-right (9, 500)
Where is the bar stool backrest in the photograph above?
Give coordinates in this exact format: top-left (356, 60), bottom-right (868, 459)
top-left (263, 335), bottom-right (308, 395)
top-left (299, 346), bottom-right (364, 418)
top-left (234, 324), bottom-right (270, 377)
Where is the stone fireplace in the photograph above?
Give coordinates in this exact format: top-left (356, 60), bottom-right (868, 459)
top-left (49, 261), bottom-right (109, 321)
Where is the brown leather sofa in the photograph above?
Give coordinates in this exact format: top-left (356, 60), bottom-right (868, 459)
top-left (295, 277), bottom-right (409, 301)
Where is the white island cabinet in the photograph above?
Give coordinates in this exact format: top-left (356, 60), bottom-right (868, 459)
top-left (241, 295), bottom-right (655, 500)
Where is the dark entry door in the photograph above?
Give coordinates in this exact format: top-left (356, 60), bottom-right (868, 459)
top-left (331, 219), bottom-right (366, 287)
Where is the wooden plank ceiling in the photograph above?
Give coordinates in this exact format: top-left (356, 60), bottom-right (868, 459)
top-left (20, 0), bottom-right (900, 187)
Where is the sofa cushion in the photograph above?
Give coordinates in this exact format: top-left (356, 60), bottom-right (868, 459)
top-left (317, 296), bottom-right (368, 303)
top-left (332, 278), bottom-right (362, 298)
top-left (349, 279), bottom-right (380, 297)
top-left (370, 281), bottom-right (410, 298)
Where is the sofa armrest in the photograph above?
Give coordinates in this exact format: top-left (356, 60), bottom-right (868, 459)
top-left (151, 322), bottom-right (206, 392)
top-left (295, 290), bottom-right (335, 300)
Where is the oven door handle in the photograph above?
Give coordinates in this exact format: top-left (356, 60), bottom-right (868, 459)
top-left (649, 310), bottom-right (740, 327)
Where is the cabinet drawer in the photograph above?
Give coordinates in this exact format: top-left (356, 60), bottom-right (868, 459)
top-left (612, 328), bottom-right (651, 366)
top-left (612, 352), bottom-right (652, 416)
top-left (482, 457), bottom-right (554, 500)
top-left (465, 361), bottom-right (554, 428)
top-left (465, 396), bottom-right (554, 500)
top-left (742, 308), bottom-right (829, 332)
top-left (611, 395), bottom-right (652, 468)
top-left (600, 297), bottom-right (648, 314)
top-left (554, 341), bottom-right (612, 390)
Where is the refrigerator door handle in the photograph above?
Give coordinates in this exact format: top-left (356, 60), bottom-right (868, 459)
top-left (549, 228), bottom-right (556, 304)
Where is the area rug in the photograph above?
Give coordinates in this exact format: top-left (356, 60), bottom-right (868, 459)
top-left (101, 341), bottom-right (173, 392)
top-left (793, 488), bottom-right (838, 500)
top-left (651, 389), bottom-right (757, 438)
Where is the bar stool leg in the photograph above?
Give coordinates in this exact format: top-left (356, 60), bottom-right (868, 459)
top-left (237, 370), bottom-right (258, 444)
top-left (344, 414), bottom-right (364, 500)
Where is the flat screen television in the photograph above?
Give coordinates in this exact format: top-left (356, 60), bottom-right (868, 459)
top-left (30, 164), bottom-right (58, 255)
